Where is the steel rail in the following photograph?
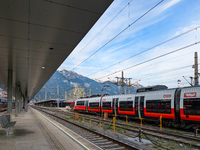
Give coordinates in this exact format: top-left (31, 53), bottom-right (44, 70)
top-left (34, 107), bottom-right (140, 150)
top-left (35, 106), bottom-right (200, 148)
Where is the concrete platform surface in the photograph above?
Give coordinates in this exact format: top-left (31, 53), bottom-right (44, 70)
top-left (0, 107), bottom-right (102, 150)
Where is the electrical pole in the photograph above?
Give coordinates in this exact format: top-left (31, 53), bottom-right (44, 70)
top-left (115, 71), bottom-right (132, 94)
top-left (122, 71), bottom-right (124, 94)
top-left (65, 91), bottom-right (67, 100)
top-left (90, 86), bottom-right (91, 96)
top-left (45, 88), bottom-right (47, 100)
top-left (194, 52), bottom-right (199, 85)
top-left (57, 85), bottom-right (59, 108)
top-left (128, 78), bottom-right (131, 93)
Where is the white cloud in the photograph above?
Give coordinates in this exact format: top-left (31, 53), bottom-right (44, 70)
top-left (58, 0), bottom-right (200, 88)
top-left (158, 0), bottom-right (181, 12)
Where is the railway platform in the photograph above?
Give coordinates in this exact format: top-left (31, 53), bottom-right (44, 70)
top-left (0, 107), bottom-right (102, 150)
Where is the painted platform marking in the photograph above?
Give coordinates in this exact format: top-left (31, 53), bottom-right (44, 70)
top-left (37, 111), bottom-right (90, 150)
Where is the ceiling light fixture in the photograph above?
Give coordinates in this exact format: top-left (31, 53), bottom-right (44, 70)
top-left (42, 67), bottom-right (45, 69)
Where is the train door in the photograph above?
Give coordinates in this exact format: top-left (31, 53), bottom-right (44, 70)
top-left (139, 96), bottom-right (145, 118)
top-left (112, 98), bottom-right (118, 116)
top-left (138, 96), bottom-right (144, 118)
top-left (135, 97), bottom-right (139, 117)
top-left (85, 100), bottom-right (89, 111)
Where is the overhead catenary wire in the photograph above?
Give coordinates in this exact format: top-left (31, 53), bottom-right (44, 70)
top-left (127, 70), bottom-right (193, 87)
top-left (132, 64), bottom-right (195, 79)
top-left (87, 25), bottom-right (200, 77)
top-left (96, 41), bottom-right (200, 80)
top-left (132, 59), bottom-right (200, 83)
top-left (138, 72), bottom-right (194, 86)
top-left (132, 67), bottom-right (193, 85)
top-left (137, 71), bottom-right (195, 86)
top-left (72, 0), bottom-right (164, 70)
top-left (141, 72), bottom-right (193, 82)
top-left (124, 50), bottom-right (198, 78)
top-left (66, 0), bottom-right (133, 66)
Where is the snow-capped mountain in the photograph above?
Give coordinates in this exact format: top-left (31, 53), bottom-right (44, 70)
top-left (34, 70), bottom-right (143, 100)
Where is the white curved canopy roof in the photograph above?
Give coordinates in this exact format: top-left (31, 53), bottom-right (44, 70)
top-left (0, 0), bottom-right (113, 99)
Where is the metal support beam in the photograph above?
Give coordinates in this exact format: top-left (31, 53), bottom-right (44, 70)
top-left (23, 96), bottom-right (24, 110)
top-left (19, 94), bottom-right (22, 113)
top-left (7, 70), bottom-right (13, 122)
top-left (15, 84), bottom-right (19, 117)
top-left (20, 96), bottom-right (23, 112)
top-left (25, 92), bottom-right (28, 112)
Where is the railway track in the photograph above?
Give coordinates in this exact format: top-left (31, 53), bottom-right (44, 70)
top-left (35, 106), bottom-right (200, 149)
top-left (33, 106), bottom-right (141, 150)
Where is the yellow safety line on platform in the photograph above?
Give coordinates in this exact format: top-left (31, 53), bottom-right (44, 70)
top-left (37, 111), bottom-right (90, 150)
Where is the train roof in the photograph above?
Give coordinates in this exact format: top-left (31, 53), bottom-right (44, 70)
top-left (75, 85), bottom-right (200, 101)
top-left (79, 94), bottom-right (105, 99)
top-left (136, 85), bottom-right (168, 92)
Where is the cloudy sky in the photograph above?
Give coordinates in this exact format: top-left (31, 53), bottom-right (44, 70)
top-left (58, 0), bottom-right (200, 88)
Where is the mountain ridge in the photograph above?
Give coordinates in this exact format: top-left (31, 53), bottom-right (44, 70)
top-left (34, 70), bottom-right (143, 101)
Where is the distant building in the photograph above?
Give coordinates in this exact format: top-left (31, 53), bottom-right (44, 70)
top-left (68, 88), bottom-right (86, 101)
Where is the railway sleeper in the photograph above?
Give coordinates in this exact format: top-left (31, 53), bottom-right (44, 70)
top-left (85, 134), bottom-right (100, 138)
top-left (95, 141), bottom-right (113, 145)
top-left (93, 139), bottom-right (108, 143)
top-left (86, 136), bottom-right (101, 139)
top-left (89, 137), bottom-right (104, 141)
top-left (106, 147), bottom-right (126, 150)
top-left (100, 144), bottom-right (119, 148)
top-left (83, 134), bottom-right (96, 137)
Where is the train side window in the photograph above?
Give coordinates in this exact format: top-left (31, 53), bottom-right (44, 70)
top-left (146, 101), bottom-right (155, 112)
top-left (77, 101), bottom-right (85, 106)
top-left (119, 101), bottom-right (133, 111)
top-left (135, 97), bottom-right (138, 110)
top-left (89, 102), bottom-right (99, 109)
top-left (102, 102), bottom-right (111, 110)
top-left (184, 98), bottom-right (200, 115)
top-left (146, 99), bottom-right (171, 114)
top-left (119, 101), bottom-right (126, 111)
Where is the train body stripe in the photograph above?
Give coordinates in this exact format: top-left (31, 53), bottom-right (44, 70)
top-left (74, 106), bottom-right (86, 111)
top-left (102, 109), bottom-right (113, 113)
top-left (180, 108), bottom-right (200, 121)
top-left (118, 107), bottom-right (135, 115)
top-left (144, 108), bottom-right (175, 119)
top-left (88, 107), bottom-right (100, 112)
top-left (102, 107), bottom-right (114, 113)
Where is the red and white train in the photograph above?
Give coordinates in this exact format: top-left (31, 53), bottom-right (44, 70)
top-left (0, 97), bottom-right (8, 111)
top-left (74, 85), bottom-right (200, 129)
top-left (0, 97), bottom-right (15, 111)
